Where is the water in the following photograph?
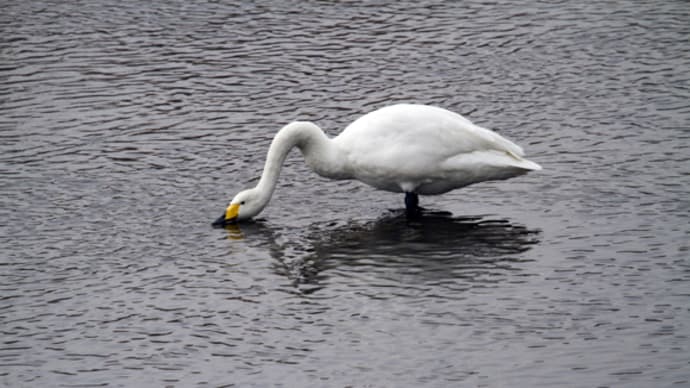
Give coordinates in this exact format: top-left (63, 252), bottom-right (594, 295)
top-left (2, 0), bottom-right (689, 387)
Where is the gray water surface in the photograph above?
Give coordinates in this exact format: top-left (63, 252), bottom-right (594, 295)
top-left (2, 1), bottom-right (689, 387)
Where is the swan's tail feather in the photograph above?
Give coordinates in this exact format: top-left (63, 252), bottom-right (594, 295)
top-left (442, 150), bottom-right (542, 179)
top-left (505, 150), bottom-right (542, 171)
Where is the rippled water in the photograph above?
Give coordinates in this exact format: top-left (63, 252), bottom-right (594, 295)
top-left (2, 0), bottom-right (689, 387)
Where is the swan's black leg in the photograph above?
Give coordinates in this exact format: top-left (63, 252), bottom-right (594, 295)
top-left (405, 192), bottom-right (421, 218)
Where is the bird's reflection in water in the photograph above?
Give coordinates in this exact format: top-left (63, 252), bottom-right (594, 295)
top-left (222, 224), bottom-right (245, 240)
top-left (221, 210), bottom-right (541, 293)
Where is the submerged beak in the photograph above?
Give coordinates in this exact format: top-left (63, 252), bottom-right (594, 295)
top-left (212, 203), bottom-right (240, 227)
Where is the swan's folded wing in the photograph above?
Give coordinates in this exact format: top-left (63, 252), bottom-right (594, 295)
top-left (441, 149), bottom-right (542, 179)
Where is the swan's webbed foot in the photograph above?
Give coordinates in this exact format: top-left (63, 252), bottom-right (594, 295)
top-left (405, 192), bottom-right (422, 219)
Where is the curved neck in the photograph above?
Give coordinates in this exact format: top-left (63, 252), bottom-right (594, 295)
top-left (255, 121), bottom-right (342, 205)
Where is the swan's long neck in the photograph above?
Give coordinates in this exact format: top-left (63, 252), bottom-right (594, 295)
top-left (255, 121), bottom-right (347, 205)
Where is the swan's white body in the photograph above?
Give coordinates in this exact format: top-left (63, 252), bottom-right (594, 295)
top-left (217, 104), bottom-right (541, 223)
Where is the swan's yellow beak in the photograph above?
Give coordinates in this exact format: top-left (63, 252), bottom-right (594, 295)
top-left (225, 203), bottom-right (240, 221)
top-left (212, 203), bottom-right (240, 227)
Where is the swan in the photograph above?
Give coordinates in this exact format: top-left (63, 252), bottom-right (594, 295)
top-left (213, 104), bottom-right (541, 226)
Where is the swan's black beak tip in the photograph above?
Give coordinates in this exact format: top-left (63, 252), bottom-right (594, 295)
top-left (212, 213), bottom-right (228, 228)
top-left (213, 212), bottom-right (241, 228)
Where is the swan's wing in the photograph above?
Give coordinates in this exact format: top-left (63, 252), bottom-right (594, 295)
top-left (442, 149), bottom-right (542, 173)
top-left (336, 104), bottom-right (527, 163)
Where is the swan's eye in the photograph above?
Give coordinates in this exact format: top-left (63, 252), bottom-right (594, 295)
top-left (240, 201), bottom-right (246, 205)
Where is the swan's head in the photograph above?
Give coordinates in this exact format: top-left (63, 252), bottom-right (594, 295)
top-left (212, 188), bottom-right (265, 227)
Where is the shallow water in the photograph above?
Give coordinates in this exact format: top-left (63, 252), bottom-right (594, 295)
top-left (2, 0), bottom-right (689, 387)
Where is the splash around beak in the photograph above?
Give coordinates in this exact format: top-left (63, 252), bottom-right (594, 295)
top-left (211, 203), bottom-right (240, 227)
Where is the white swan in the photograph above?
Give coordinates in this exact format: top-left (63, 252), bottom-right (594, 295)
top-left (213, 104), bottom-right (541, 225)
